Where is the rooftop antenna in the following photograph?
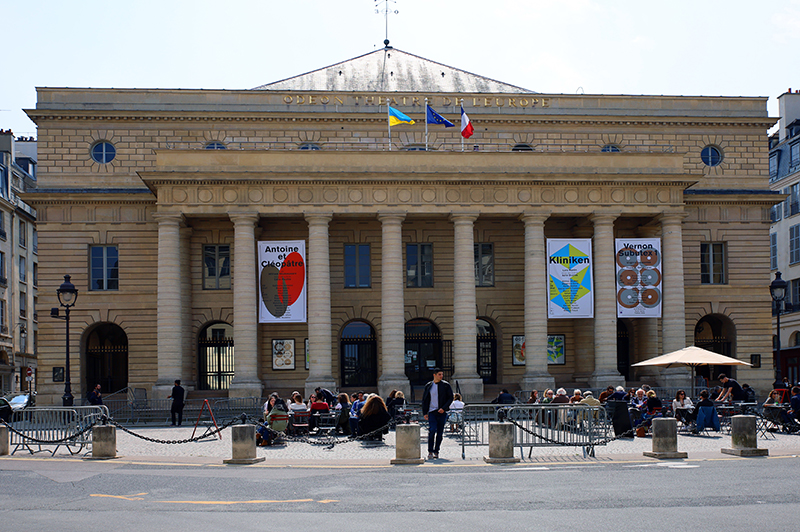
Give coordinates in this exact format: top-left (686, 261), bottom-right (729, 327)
top-left (375, 0), bottom-right (398, 48)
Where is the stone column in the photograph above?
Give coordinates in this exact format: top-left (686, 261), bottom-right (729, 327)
top-left (590, 213), bottom-right (624, 388)
top-left (304, 214), bottom-right (337, 396)
top-left (153, 213), bottom-right (184, 398)
top-left (228, 212), bottom-right (262, 398)
top-left (451, 213), bottom-right (483, 401)
top-left (378, 213), bottom-right (409, 397)
top-left (519, 213), bottom-right (555, 392)
top-left (660, 213), bottom-right (690, 387)
top-left (180, 225), bottom-right (194, 389)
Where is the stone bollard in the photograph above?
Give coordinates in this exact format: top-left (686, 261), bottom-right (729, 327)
top-left (223, 424), bottom-right (265, 464)
top-left (0, 425), bottom-right (8, 456)
top-left (721, 415), bottom-right (768, 457)
top-left (391, 423), bottom-right (424, 464)
top-left (643, 418), bottom-right (687, 459)
top-left (484, 422), bottom-right (520, 464)
top-left (86, 425), bottom-right (119, 460)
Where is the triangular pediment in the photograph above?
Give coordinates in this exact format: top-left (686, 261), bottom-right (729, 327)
top-left (252, 47), bottom-right (534, 94)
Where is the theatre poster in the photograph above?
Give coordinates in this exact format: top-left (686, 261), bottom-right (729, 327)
top-left (615, 238), bottom-right (662, 318)
top-left (547, 239), bottom-right (594, 318)
top-left (258, 241), bottom-right (307, 323)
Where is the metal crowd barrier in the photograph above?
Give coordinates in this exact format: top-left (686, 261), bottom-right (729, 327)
top-left (501, 404), bottom-right (612, 458)
top-left (9, 405), bottom-right (109, 456)
top-left (459, 404), bottom-right (501, 459)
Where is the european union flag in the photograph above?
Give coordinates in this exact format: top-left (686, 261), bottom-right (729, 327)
top-left (426, 104), bottom-right (455, 127)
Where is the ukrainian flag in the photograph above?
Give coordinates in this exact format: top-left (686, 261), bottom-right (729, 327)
top-left (388, 106), bottom-right (415, 126)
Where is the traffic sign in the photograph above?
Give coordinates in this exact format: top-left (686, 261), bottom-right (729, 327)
top-left (26, 367), bottom-right (33, 377)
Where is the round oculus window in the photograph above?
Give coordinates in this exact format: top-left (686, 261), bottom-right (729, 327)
top-left (701, 145), bottom-right (722, 166)
top-left (91, 141), bottom-right (116, 164)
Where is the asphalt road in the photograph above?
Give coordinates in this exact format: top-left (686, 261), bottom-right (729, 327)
top-left (2, 455), bottom-right (799, 531)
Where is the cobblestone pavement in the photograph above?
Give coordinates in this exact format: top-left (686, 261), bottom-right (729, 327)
top-left (18, 421), bottom-right (794, 464)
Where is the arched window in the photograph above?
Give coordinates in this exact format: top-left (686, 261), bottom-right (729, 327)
top-left (340, 321), bottom-right (377, 387)
top-left (405, 319), bottom-right (442, 385)
top-left (512, 143), bottom-right (533, 152)
top-left (299, 143), bottom-right (321, 150)
top-left (476, 318), bottom-right (497, 384)
top-left (601, 144), bottom-right (621, 152)
top-left (403, 144), bottom-right (427, 151)
top-left (84, 323), bottom-right (128, 394)
top-left (198, 322), bottom-right (234, 390)
top-left (205, 141), bottom-right (227, 150)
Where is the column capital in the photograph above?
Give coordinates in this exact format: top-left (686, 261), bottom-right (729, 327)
top-left (657, 212), bottom-right (688, 226)
top-left (449, 212), bottom-right (479, 224)
top-left (152, 212), bottom-right (184, 225)
top-left (228, 211), bottom-right (259, 225)
top-left (588, 212), bottom-right (619, 226)
top-left (377, 212), bottom-right (406, 224)
top-left (519, 211), bottom-right (551, 225)
top-left (304, 212), bottom-right (333, 225)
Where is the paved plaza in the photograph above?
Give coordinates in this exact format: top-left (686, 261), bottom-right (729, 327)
top-left (6, 421), bottom-right (798, 466)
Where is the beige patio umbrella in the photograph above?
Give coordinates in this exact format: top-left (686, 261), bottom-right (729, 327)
top-left (631, 345), bottom-right (751, 386)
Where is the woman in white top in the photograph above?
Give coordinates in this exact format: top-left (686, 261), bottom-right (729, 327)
top-left (289, 392), bottom-right (308, 412)
top-left (672, 389), bottom-right (695, 423)
top-left (448, 393), bottom-right (465, 432)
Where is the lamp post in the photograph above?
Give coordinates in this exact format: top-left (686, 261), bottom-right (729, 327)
top-left (51, 275), bottom-right (78, 406)
top-left (770, 271), bottom-right (788, 390)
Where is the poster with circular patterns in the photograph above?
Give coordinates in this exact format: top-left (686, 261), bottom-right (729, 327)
top-left (615, 238), bottom-right (662, 318)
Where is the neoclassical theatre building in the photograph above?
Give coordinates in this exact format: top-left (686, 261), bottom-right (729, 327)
top-left (26, 47), bottom-right (778, 404)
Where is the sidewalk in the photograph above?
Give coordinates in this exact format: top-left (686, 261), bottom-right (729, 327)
top-left (5, 422), bottom-right (796, 466)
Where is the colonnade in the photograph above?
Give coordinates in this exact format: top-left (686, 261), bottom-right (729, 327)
top-left (153, 210), bottom-right (688, 400)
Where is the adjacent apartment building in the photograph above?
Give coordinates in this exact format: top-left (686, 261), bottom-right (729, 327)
top-left (0, 131), bottom-right (38, 395)
top-left (770, 90), bottom-right (800, 385)
top-left (24, 47), bottom-right (778, 404)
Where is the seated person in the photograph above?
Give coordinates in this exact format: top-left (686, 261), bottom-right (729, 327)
top-left (527, 390), bottom-right (539, 404)
top-left (257, 400), bottom-right (289, 446)
top-left (693, 390), bottom-right (720, 433)
top-left (391, 391), bottom-right (407, 423)
top-left (540, 389), bottom-right (555, 404)
top-left (696, 389), bottom-right (715, 408)
top-left (449, 393), bottom-right (465, 431)
top-left (672, 389), bottom-right (696, 424)
top-left (491, 389), bottom-right (516, 404)
top-left (598, 386), bottom-right (615, 404)
top-left (358, 395), bottom-right (392, 441)
top-left (289, 392), bottom-right (308, 412)
top-left (607, 386), bottom-right (627, 402)
top-left (349, 392), bottom-right (366, 436)
top-left (569, 389), bottom-right (583, 404)
top-left (334, 392), bottom-right (351, 435)
top-left (629, 389), bottom-right (647, 424)
top-left (308, 394), bottom-right (330, 431)
top-left (551, 388), bottom-right (570, 404)
top-left (779, 386), bottom-right (800, 430)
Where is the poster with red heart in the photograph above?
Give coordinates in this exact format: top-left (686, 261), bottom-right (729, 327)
top-left (258, 241), bottom-right (307, 323)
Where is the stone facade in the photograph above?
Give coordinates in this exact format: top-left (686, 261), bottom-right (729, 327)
top-left (25, 51), bottom-right (778, 403)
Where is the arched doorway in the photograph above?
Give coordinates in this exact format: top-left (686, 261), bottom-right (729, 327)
top-left (84, 323), bottom-right (128, 395)
top-left (198, 322), bottom-right (234, 390)
top-left (405, 319), bottom-right (442, 385)
top-left (617, 320), bottom-right (631, 381)
top-left (340, 320), bottom-right (377, 387)
top-left (477, 318), bottom-right (497, 384)
top-left (694, 314), bottom-right (736, 381)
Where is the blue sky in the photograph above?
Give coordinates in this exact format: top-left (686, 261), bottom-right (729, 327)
top-left (3, 0), bottom-right (799, 136)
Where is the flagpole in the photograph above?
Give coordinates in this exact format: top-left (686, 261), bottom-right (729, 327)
top-left (387, 96), bottom-right (391, 151)
top-left (460, 98), bottom-right (464, 152)
top-left (425, 97), bottom-right (429, 151)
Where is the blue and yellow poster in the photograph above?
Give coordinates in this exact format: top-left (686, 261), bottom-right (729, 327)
top-left (547, 239), bottom-right (594, 318)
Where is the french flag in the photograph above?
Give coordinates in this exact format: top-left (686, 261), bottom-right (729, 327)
top-left (460, 105), bottom-right (474, 139)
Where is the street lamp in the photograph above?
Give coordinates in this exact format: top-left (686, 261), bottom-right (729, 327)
top-left (770, 271), bottom-right (788, 390)
top-left (51, 275), bottom-right (78, 406)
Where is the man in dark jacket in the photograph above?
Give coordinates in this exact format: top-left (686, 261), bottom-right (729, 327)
top-left (491, 389), bottom-right (516, 404)
top-left (169, 379), bottom-right (185, 426)
top-left (421, 368), bottom-right (454, 460)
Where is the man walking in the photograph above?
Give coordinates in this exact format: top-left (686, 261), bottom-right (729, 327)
top-left (169, 379), bottom-right (185, 426)
top-left (421, 368), bottom-right (453, 460)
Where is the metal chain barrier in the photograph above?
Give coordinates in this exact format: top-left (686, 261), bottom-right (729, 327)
top-left (0, 418), bottom-right (98, 445)
top-left (104, 415), bottom-right (240, 444)
top-left (246, 414), bottom-right (400, 449)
